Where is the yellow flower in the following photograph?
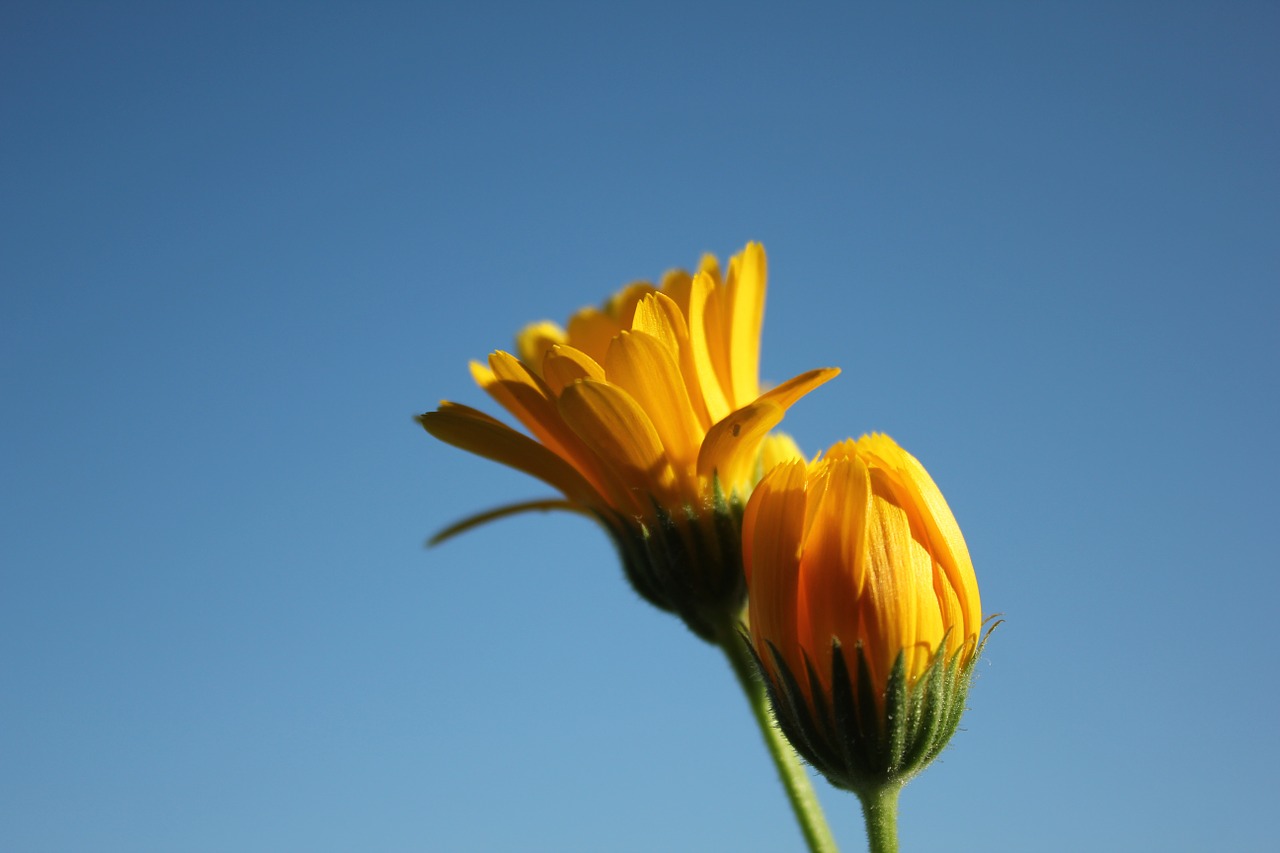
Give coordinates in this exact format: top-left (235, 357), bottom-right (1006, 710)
top-left (743, 434), bottom-right (986, 793)
top-left (420, 243), bottom-right (838, 639)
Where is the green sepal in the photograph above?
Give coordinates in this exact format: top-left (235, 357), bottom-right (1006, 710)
top-left (599, 476), bottom-right (747, 642)
top-left (427, 498), bottom-right (587, 546)
top-left (752, 632), bottom-right (990, 798)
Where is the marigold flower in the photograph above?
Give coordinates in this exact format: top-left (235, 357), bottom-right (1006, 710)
top-left (420, 243), bottom-right (837, 639)
top-left (743, 434), bottom-right (987, 795)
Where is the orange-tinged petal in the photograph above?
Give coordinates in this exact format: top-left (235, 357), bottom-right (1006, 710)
top-left (557, 378), bottom-right (674, 506)
top-left (739, 431), bottom-right (989, 791)
top-left (796, 455), bottom-right (869, 693)
top-left (744, 459), bottom-right (807, 681)
top-left (417, 403), bottom-right (600, 505)
top-left (605, 330), bottom-right (703, 476)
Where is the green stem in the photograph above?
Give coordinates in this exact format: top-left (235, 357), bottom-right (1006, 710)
top-left (858, 784), bottom-right (901, 853)
top-left (715, 620), bottom-right (840, 853)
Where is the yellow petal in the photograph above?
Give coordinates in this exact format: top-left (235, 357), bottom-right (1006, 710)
top-left (516, 321), bottom-right (566, 373)
top-left (695, 368), bottom-right (837, 492)
top-left (755, 366), bottom-right (841, 410)
top-left (633, 290), bottom-right (712, 431)
top-left (857, 434), bottom-right (981, 647)
top-left (658, 269), bottom-right (694, 317)
top-left (557, 379), bottom-right (674, 506)
top-left (862, 469), bottom-right (947, 688)
top-left (606, 281), bottom-right (658, 326)
top-left (796, 455), bottom-right (869, 693)
top-left (604, 330), bottom-right (703, 476)
top-left (758, 432), bottom-right (804, 477)
top-left (417, 403), bottom-right (599, 505)
top-left (477, 351), bottom-right (616, 503)
top-left (542, 344), bottom-right (605, 395)
top-left (630, 291), bottom-right (688, 361)
top-left (726, 242), bottom-right (766, 405)
top-left (700, 274), bottom-right (735, 407)
top-left (744, 459), bottom-right (808, 687)
top-left (566, 307), bottom-right (623, 367)
top-left (696, 399), bottom-right (785, 491)
top-left (698, 253), bottom-right (722, 284)
top-left (480, 352), bottom-right (573, 458)
top-left (686, 271), bottom-right (732, 425)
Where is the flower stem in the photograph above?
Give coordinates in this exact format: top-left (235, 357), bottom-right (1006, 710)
top-left (715, 621), bottom-right (840, 853)
top-left (858, 784), bottom-right (901, 853)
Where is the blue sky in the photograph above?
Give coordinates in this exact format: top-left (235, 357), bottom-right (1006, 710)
top-left (3, 2), bottom-right (1277, 851)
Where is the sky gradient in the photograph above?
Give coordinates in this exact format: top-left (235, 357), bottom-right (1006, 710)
top-left (3, 3), bottom-right (1278, 851)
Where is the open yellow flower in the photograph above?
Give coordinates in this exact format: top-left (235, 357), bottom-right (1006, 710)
top-left (744, 434), bottom-right (986, 795)
top-left (420, 243), bottom-right (838, 639)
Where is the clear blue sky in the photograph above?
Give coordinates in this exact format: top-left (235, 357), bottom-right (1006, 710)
top-left (3, 3), bottom-right (1277, 851)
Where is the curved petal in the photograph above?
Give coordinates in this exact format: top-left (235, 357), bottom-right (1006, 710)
top-left (630, 291), bottom-right (688, 362)
top-left (605, 330), bottom-right (703, 475)
top-left (696, 367), bottom-right (840, 492)
top-left (542, 344), bottom-right (605, 395)
top-left (475, 352), bottom-right (616, 503)
top-left (417, 403), bottom-right (600, 505)
top-left (755, 366), bottom-right (841, 410)
top-left (696, 399), bottom-right (785, 492)
top-left (557, 379), bottom-right (674, 507)
top-left (516, 321), bottom-right (566, 373)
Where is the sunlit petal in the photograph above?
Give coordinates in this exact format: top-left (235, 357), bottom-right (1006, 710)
top-left (726, 242), bottom-right (766, 405)
top-left (516, 320), bottom-right (565, 373)
top-left (557, 378), bottom-right (674, 504)
top-left (542, 344), bottom-right (605, 395)
top-left (605, 330), bottom-right (702, 476)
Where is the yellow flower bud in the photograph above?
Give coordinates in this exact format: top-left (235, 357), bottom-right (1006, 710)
top-left (743, 434), bottom-right (988, 794)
